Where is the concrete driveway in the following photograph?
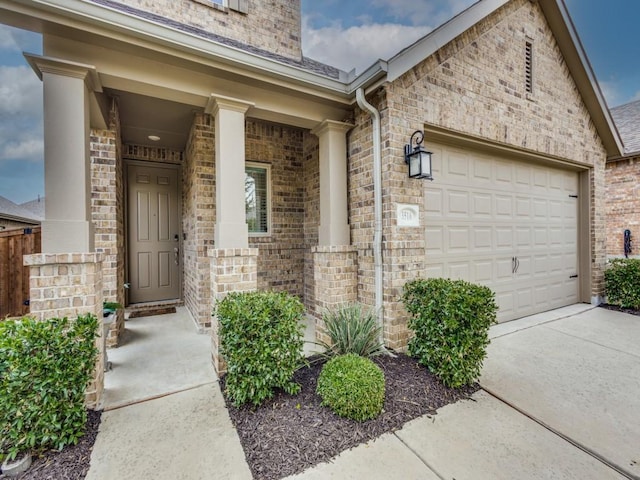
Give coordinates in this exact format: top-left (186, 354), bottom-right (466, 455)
top-left (481, 305), bottom-right (640, 480)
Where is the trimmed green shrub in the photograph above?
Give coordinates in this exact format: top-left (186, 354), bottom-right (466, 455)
top-left (0, 314), bottom-right (99, 461)
top-left (605, 258), bottom-right (640, 309)
top-left (316, 353), bottom-right (385, 422)
top-left (215, 291), bottom-right (305, 407)
top-left (402, 278), bottom-right (498, 388)
top-left (316, 303), bottom-right (388, 359)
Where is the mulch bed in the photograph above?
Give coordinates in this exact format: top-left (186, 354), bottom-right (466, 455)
top-left (0, 410), bottom-right (101, 480)
top-left (223, 353), bottom-right (478, 480)
top-left (599, 303), bottom-right (640, 317)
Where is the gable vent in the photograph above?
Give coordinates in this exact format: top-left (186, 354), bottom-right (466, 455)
top-left (525, 41), bottom-right (533, 93)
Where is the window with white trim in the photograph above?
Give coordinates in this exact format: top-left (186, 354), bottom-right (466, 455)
top-left (245, 163), bottom-right (270, 235)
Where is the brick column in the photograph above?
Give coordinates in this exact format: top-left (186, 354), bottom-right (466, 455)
top-left (312, 246), bottom-right (358, 344)
top-left (23, 253), bottom-right (104, 409)
top-left (209, 248), bottom-right (258, 374)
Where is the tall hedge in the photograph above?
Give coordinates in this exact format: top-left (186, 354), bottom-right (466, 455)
top-left (0, 314), bottom-right (99, 461)
top-left (215, 291), bottom-right (305, 407)
top-left (402, 278), bottom-right (497, 388)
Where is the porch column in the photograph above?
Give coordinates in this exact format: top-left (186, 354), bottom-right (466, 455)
top-left (311, 120), bottom-right (353, 246)
top-left (207, 95), bottom-right (254, 248)
top-left (25, 55), bottom-right (102, 253)
top-left (311, 120), bottom-right (357, 342)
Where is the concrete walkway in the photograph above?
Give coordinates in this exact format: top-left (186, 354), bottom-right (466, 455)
top-left (86, 305), bottom-right (639, 480)
top-left (87, 308), bottom-right (252, 479)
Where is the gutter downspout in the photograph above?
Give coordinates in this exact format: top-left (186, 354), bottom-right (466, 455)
top-left (355, 88), bottom-right (385, 348)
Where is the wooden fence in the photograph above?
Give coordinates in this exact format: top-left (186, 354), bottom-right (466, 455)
top-left (0, 226), bottom-right (41, 319)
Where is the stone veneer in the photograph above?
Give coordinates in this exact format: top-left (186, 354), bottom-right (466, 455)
top-left (605, 157), bottom-right (640, 258)
top-left (348, 0), bottom-right (608, 349)
top-left (209, 248), bottom-right (258, 373)
top-left (110, 0), bottom-right (302, 61)
top-left (23, 253), bottom-right (104, 409)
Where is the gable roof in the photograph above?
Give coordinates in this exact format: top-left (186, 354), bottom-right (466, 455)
top-left (0, 195), bottom-right (42, 224)
top-left (610, 100), bottom-right (640, 157)
top-left (20, 196), bottom-right (46, 219)
top-left (382, 0), bottom-right (623, 158)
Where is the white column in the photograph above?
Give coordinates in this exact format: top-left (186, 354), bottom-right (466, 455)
top-left (26, 55), bottom-right (102, 253)
top-left (207, 95), bottom-right (254, 249)
top-left (311, 120), bottom-right (353, 246)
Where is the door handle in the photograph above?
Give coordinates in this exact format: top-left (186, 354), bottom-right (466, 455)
top-left (174, 247), bottom-right (179, 265)
top-left (515, 257), bottom-right (520, 274)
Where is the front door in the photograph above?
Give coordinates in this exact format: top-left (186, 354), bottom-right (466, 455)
top-left (127, 163), bottom-right (181, 303)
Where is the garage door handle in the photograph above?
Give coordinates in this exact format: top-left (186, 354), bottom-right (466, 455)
top-left (515, 257), bottom-right (520, 274)
top-left (512, 257), bottom-right (520, 274)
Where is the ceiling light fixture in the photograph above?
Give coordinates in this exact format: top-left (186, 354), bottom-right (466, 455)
top-left (148, 135), bottom-right (161, 141)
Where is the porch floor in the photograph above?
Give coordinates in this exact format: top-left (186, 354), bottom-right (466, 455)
top-left (101, 307), bottom-right (215, 410)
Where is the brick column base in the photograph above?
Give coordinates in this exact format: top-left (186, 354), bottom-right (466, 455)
top-left (312, 245), bottom-right (358, 344)
top-left (23, 253), bottom-right (104, 409)
top-left (209, 248), bottom-right (258, 374)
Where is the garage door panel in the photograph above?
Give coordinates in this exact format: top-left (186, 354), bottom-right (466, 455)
top-left (473, 227), bottom-right (492, 251)
top-left (495, 162), bottom-right (513, 184)
top-left (516, 197), bottom-right (532, 218)
top-left (425, 143), bottom-right (579, 323)
top-left (472, 193), bottom-right (492, 216)
top-left (495, 195), bottom-right (513, 217)
top-left (475, 261), bottom-right (493, 282)
top-left (448, 262), bottom-right (470, 280)
top-left (496, 228), bottom-right (513, 249)
top-left (425, 226), bottom-right (443, 253)
top-left (447, 151), bottom-right (470, 178)
top-left (473, 158), bottom-right (492, 182)
top-left (448, 227), bottom-right (470, 252)
top-left (447, 190), bottom-right (470, 216)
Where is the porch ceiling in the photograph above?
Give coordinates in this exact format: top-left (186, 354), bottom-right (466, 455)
top-left (107, 89), bottom-right (200, 151)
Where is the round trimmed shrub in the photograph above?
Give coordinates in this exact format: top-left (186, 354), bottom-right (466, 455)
top-left (316, 354), bottom-right (385, 422)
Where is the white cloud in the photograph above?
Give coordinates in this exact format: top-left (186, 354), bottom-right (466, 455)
top-left (302, 17), bottom-right (430, 74)
top-left (370, 0), bottom-right (476, 26)
top-left (0, 65), bottom-right (42, 116)
top-left (0, 24), bottom-right (41, 53)
top-left (1, 138), bottom-right (43, 161)
top-left (597, 80), bottom-right (623, 108)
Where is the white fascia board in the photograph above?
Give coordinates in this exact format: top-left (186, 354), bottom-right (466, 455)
top-left (8, 0), bottom-right (362, 101)
top-left (387, 0), bottom-right (509, 82)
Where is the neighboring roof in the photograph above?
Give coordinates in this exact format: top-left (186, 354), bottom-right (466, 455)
top-left (0, 195), bottom-right (42, 224)
top-left (610, 100), bottom-right (640, 156)
top-left (20, 196), bottom-right (45, 219)
top-left (87, 0), bottom-right (342, 80)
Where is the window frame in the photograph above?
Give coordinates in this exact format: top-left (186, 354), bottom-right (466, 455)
top-left (245, 162), bottom-right (272, 237)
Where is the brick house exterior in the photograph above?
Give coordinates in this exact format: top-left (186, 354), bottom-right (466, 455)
top-left (606, 100), bottom-right (640, 258)
top-left (1, 0), bottom-right (623, 402)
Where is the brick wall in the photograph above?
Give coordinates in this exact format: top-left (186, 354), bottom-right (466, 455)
top-left (348, 0), bottom-right (609, 349)
top-left (110, 0), bottom-right (302, 61)
top-left (605, 157), bottom-right (640, 258)
top-left (24, 253), bottom-right (104, 408)
top-left (183, 113), bottom-right (215, 330)
top-left (90, 99), bottom-right (125, 347)
top-left (246, 120), bottom-right (305, 297)
top-left (209, 248), bottom-right (258, 373)
top-left (302, 132), bottom-right (320, 312)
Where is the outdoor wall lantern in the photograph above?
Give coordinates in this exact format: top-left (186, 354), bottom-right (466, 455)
top-left (404, 130), bottom-right (433, 180)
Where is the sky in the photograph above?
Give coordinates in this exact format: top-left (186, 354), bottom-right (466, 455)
top-left (1, 0), bottom-right (639, 204)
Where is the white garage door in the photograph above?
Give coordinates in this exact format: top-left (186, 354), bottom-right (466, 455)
top-left (425, 144), bottom-right (580, 322)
